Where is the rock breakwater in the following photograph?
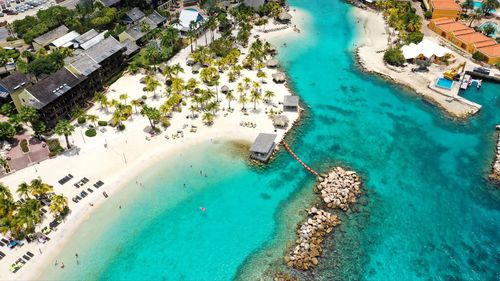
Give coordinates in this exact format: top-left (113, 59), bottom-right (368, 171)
top-left (284, 167), bottom-right (363, 271)
top-left (316, 167), bottom-right (362, 211)
top-left (284, 207), bottom-right (341, 270)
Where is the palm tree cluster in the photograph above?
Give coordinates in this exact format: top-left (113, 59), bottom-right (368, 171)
top-left (0, 179), bottom-right (68, 240)
top-left (375, 0), bottom-right (423, 44)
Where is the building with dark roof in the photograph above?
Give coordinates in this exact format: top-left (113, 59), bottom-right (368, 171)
top-left (123, 7), bottom-right (145, 24)
top-left (96, 0), bottom-right (122, 7)
top-left (11, 37), bottom-right (126, 127)
top-left (250, 133), bottom-right (277, 162)
top-left (33, 25), bottom-right (70, 51)
top-left (122, 39), bottom-right (140, 57)
top-left (147, 11), bottom-right (167, 27)
top-left (74, 29), bottom-right (99, 46)
top-left (0, 72), bottom-right (31, 104)
top-left (243, 0), bottom-right (266, 9)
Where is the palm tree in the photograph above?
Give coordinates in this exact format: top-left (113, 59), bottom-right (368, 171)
top-left (206, 101), bottom-right (220, 114)
top-left (119, 93), bottom-right (129, 105)
top-left (257, 70), bottom-right (267, 83)
top-left (145, 76), bottom-right (161, 99)
top-left (86, 114), bottom-right (98, 127)
top-left (189, 105), bottom-right (198, 118)
top-left (16, 199), bottom-right (42, 234)
top-left (0, 157), bottom-right (9, 173)
top-left (55, 119), bottom-right (75, 149)
top-left (16, 182), bottom-right (31, 199)
top-left (0, 183), bottom-right (12, 201)
top-left (49, 194), bottom-right (68, 219)
top-left (140, 105), bottom-right (161, 131)
top-left (131, 99), bottom-right (142, 114)
top-left (250, 89), bottom-right (262, 110)
top-left (239, 94), bottom-right (248, 110)
top-left (202, 112), bottom-right (214, 125)
top-left (226, 90), bottom-right (235, 110)
top-left (264, 90), bottom-right (275, 103)
top-left (30, 179), bottom-right (53, 198)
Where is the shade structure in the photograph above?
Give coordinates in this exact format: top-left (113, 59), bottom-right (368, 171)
top-left (273, 114), bottom-right (289, 127)
top-left (186, 59), bottom-right (195, 66)
top-left (278, 12), bottom-right (292, 22)
top-left (267, 44), bottom-right (277, 54)
top-left (272, 72), bottom-right (286, 83)
top-left (221, 85), bottom-right (230, 93)
top-left (266, 58), bottom-right (279, 68)
top-left (192, 64), bottom-right (201, 73)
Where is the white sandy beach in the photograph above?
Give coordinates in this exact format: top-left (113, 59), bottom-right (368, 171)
top-left (352, 7), bottom-right (482, 118)
top-left (0, 7), bottom-right (309, 280)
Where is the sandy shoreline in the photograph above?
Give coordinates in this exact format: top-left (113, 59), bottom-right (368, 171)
top-left (351, 7), bottom-right (482, 119)
top-left (0, 7), bottom-right (309, 281)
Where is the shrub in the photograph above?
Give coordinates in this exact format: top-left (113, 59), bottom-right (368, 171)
top-left (472, 51), bottom-right (487, 62)
top-left (405, 31), bottom-right (424, 44)
top-left (85, 128), bottom-right (97, 137)
top-left (47, 139), bottom-right (63, 157)
top-left (383, 47), bottom-right (406, 66)
top-left (98, 120), bottom-right (108, 126)
top-left (77, 116), bottom-right (86, 124)
top-left (118, 124), bottom-right (126, 131)
top-left (141, 95), bottom-right (147, 100)
top-left (20, 139), bottom-right (29, 153)
top-left (160, 117), bottom-right (171, 128)
top-left (424, 11), bottom-right (432, 19)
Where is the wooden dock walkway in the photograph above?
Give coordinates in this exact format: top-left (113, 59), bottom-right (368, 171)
top-left (282, 141), bottom-right (319, 177)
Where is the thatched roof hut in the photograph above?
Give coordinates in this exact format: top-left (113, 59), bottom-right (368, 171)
top-left (272, 72), bottom-right (286, 83)
top-left (221, 85), bottom-right (230, 93)
top-left (266, 58), bottom-right (279, 68)
top-left (273, 114), bottom-right (289, 128)
top-left (278, 12), bottom-right (292, 23)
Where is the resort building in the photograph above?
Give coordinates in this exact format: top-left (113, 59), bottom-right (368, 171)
top-left (425, 0), bottom-right (461, 20)
top-left (123, 7), bottom-right (146, 25)
top-left (283, 95), bottom-right (299, 112)
top-left (250, 133), bottom-right (277, 162)
top-left (49, 31), bottom-right (81, 49)
top-left (96, 0), bottom-right (122, 7)
top-left (429, 18), bottom-right (500, 64)
top-left (244, 0), bottom-right (266, 9)
top-left (32, 25), bottom-right (70, 51)
top-left (11, 37), bottom-right (126, 127)
top-left (118, 10), bottom-right (167, 44)
top-left (0, 72), bottom-right (31, 105)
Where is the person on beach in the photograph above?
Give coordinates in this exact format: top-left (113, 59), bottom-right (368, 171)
top-left (119, 205), bottom-right (122, 209)
top-left (61, 263), bottom-right (65, 269)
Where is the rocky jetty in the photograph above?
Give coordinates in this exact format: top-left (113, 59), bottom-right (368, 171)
top-left (315, 167), bottom-right (362, 211)
top-left (284, 207), bottom-right (341, 270)
top-left (490, 126), bottom-right (500, 185)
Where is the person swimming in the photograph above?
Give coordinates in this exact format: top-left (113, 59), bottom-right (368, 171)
top-left (200, 207), bottom-right (206, 212)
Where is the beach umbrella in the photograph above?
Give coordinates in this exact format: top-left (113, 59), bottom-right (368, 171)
top-left (278, 12), bottom-right (292, 22)
top-left (266, 58), bottom-right (279, 68)
top-left (272, 72), bottom-right (286, 83)
top-left (268, 45), bottom-right (277, 54)
top-left (221, 85), bottom-right (230, 93)
top-left (273, 115), bottom-right (289, 128)
top-left (192, 64), bottom-right (201, 74)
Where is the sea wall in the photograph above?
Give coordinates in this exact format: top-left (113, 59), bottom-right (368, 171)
top-left (283, 167), bottom-right (363, 271)
top-left (489, 126), bottom-right (500, 185)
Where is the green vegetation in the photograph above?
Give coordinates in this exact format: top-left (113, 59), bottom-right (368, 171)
top-left (24, 48), bottom-right (70, 77)
top-left (405, 31), bottom-right (424, 44)
top-left (85, 128), bottom-right (97, 137)
top-left (0, 180), bottom-right (68, 239)
top-left (20, 139), bottom-right (29, 153)
top-left (55, 119), bottom-right (75, 149)
top-left (12, 6), bottom-right (74, 43)
top-left (472, 51), bottom-right (487, 62)
top-left (375, 0), bottom-right (423, 43)
top-left (98, 120), bottom-right (108, 126)
top-left (77, 116), bottom-right (86, 124)
top-left (0, 49), bottom-right (20, 67)
top-left (0, 122), bottom-right (16, 141)
top-left (47, 139), bottom-right (63, 157)
top-left (384, 47), bottom-right (406, 66)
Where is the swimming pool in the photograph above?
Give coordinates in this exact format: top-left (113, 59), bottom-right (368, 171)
top-left (479, 21), bottom-right (498, 37)
top-left (436, 77), bottom-right (453, 90)
top-left (473, 1), bottom-right (497, 14)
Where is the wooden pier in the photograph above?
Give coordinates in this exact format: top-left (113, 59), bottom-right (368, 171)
top-left (282, 141), bottom-right (319, 177)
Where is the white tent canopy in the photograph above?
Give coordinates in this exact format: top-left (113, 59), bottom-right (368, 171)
top-left (173, 9), bottom-right (204, 32)
top-left (401, 38), bottom-right (451, 60)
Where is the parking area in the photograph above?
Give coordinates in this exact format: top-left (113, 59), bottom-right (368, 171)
top-left (0, 0), bottom-right (73, 23)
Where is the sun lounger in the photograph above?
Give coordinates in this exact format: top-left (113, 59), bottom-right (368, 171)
top-left (26, 251), bottom-right (34, 258)
top-left (72, 197), bottom-right (78, 203)
top-left (0, 251), bottom-right (5, 258)
top-left (0, 241), bottom-right (4, 247)
top-left (87, 188), bottom-right (93, 193)
top-left (1, 238), bottom-right (9, 244)
top-left (40, 208), bottom-right (47, 214)
top-left (22, 254), bottom-right (30, 261)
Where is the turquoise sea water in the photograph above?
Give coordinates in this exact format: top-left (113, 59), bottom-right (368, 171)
top-left (41, 0), bottom-right (499, 280)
